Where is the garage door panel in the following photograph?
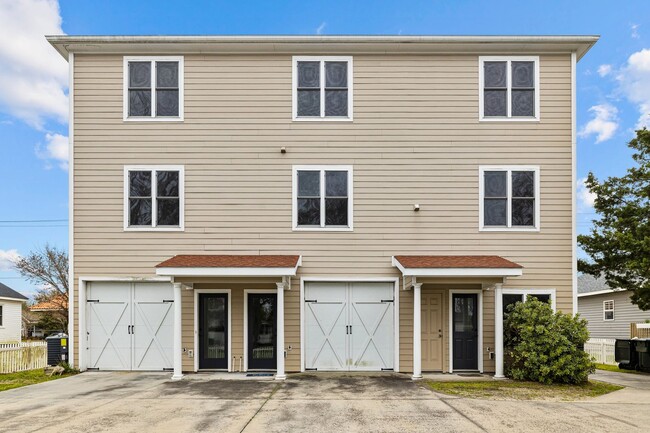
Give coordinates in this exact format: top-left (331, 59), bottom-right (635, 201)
top-left (305, 283), bottom-right (347, 370)
top-left (133, 301), bottom-right (173, 370)
top-left (350, 283), bottom-right (394, 371)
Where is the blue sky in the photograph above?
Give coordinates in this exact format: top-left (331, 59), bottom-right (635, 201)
top-left (1, 0), bottom-right (648, 297)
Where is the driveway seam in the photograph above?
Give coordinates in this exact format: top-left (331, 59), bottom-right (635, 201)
top-left (568, 403), bottom-right (639, 428)
top-left (436, 397), bottom-right (488, 432)
top-left (239, 382), bottom-right (281, 433)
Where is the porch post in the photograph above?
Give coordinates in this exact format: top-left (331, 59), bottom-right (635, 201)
top-left (172, 282), bottom-right (183, 380)
top-left (412, 282), bottom-right (423, 380)
top-left (275, 282), bottom-right (286, 380)
top-left (494, 282), bottom-right (505, 379)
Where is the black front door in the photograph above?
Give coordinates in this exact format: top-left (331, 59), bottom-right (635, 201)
top-left (199, 293), bottom-right (228, 369)
top-left (247, 293), bottom-right (277, 370)
top-left (452, 293), bottom-right (478, 370)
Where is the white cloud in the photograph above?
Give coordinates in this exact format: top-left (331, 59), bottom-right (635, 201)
top-left (578, 104), bottom-right (619, 143)
top-left (0, 249), bottom-right (21, 271)
top-left (36, 132), bottom-right (68, 170)
top-left (597, 64), bottom-right (612, 77)
top-left (631, 23), bottom-right (640, 39)
top-left (577, 178), bottom-right (597, 210)
top-left (617, 48), bottom-right (650, 129)
top-left (316, 22), bottom-right (326, 35)
top-left (0, 0), bottom-right (68, 129)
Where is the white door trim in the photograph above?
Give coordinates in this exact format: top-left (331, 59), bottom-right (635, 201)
top-left (448, 289), bottom-right (483, 373)
top-left (243, 288), bottom-right (278, 372)
top-left (194, 289), bottom-right (232, 372)
top-left (300, 277), bottom-right (400, 373)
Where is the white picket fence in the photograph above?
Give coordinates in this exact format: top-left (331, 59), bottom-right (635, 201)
top-left (0, 341), bottom-right (48, 374)
top-left (584, 338), bottom-right (616, 365)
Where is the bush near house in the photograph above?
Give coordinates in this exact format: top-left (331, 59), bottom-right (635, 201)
top-left (504, 298), bottom-right (595, 384)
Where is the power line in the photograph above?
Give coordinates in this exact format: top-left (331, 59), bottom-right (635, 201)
top-left (0, 219), bottom-right (68, 223)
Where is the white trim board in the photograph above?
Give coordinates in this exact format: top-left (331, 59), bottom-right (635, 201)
top-left (577, 289), bottom-right (625, 298)
top-left (502, 288), bottom-right (557, 311)
top-left (243, 288), bottom-right (278, 372)
top-left (194, 289), bottom-right (232, 372)
top-left (68, 52), bottom-right (75, 367)
top-left (571, 51), bottom-right (578, 315)
top-left (448, 289), bottom-right (483, 373)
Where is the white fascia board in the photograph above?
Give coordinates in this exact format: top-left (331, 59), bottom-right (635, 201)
top-left (156, 266), bottom-right (299, 277)
top-left (0, 296), bottom-right (27, 303)
top-left (577, 289), bottom-right (624, 298)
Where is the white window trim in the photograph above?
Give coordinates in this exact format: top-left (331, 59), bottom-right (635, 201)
top-left (123, 56), bottom-right (184, 122)
top-left (479, 165), bottom-right (541, 232)
top-left (478, 56), bottom-right (540, 122)
top-left (603, 300), bottom-right (615, 321)
top-left (123, 165), bottom-right (185, 231)
top-left (502, 288), bottom-right (557, 311)
top-left (292, 56), bottom-right (353, 122)
top-left (292, 165), bottom-right (353, 231)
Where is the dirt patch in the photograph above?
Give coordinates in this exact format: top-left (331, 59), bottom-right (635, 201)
top-left (164, 379), bottom-right (277, 399)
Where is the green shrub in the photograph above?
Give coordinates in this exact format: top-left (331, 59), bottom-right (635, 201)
top-left (504, 297), bottom-right (595, 384)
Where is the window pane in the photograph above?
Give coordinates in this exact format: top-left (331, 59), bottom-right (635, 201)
top-left (484, 171), bottom-right (507, 197)
top-left (325, 198), bottom-right (348, 226)
top-left (298, 61), bottom-right (320, 88)
top-left (512, 90), bottom-right (534, 117)
top-left (157, 198), bottom-right (180, 226)
top-left (529, 294), bottom-right (551, 304)
top-left (157, 171), bottom-right (179, 197)
top-left (129, 62), bottom-right (151, 88)
top-left (129, 171), bottom-right (151, 197)
top-left (129, 90), bottom-right (151, 116)
top-left (511, 61), bottom-right (534, 88)
top-left (484, 90), bottom-right (507, 116)
top-left (484, 61), bottom-right (507, 87)
top-left (512, 171), bottom-right (534, 198)
top-left (325, 171), bottom-right (347, 197)
top-left (605, 311), bottom-right (614, 320)
top-left (297, 90), bottom-right (320, 116)
top-left (297, 171), bottom-right (320, 196)
top-left (325, 62), bottom-right (347, 88)
top-left (325, 90), bottom-right (348, 117)
top-left (129, 198), bottom-right (152, 226)
top-left (156, 89), bottom-right (179, 116)
top-left (503, 294), bottom-right (524, 318)
top-left (484, 198), bottom-right (507, 226)
top-left (297, 198), bottom-right (320, 225)
top-left (512, 198), bottom-right (534, 226)
top-left (156, 62), bottom-right (178, 88)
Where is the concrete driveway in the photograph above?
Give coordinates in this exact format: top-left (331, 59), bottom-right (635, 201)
top-left (0, 371), bottom-right (649, 433)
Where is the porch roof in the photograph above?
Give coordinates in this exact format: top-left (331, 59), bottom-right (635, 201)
top-left (391, 255), bottom-right (523, 277)
top-left (155, 255), bottom-right (302, 277)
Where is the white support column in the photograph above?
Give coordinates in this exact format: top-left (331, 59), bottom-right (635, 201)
top-left (275, 282), bottom-right (286, 380)
top-left (412, 282), bottom-right (423, 380)
top-left (494, 282), bottom-right (505, 379)
top-left (171, 282), bottom-right (183, 381)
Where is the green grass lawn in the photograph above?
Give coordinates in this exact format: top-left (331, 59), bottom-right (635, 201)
top-left (0, 369), bottom-right (77, 392)
top-left (595, 363), bottom-right (650, 375)
top-left (425, 379), bottom-right (622, 401)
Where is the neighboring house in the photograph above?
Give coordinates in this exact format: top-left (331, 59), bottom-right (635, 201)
top-left (578, 274), bottom-right (650, 340)
top-left (27, 295), bottom-right (68, 338)
top-left (48, 34), bottom-right (597, 380)
top-left (0, 282), bottom-right (28, 343)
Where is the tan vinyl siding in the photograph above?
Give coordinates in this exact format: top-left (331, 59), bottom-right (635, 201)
top-left (72, 52), bottom-right (573, 373)
top-left (578, 291), bottom-right (650, 340)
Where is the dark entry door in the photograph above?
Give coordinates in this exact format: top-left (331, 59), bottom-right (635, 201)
top-left (452, 293), bottom-right (478, 370)
top-left (247, 293), bottom-right (277, 370)
top-left (199, 293), bottom-right (228, 369)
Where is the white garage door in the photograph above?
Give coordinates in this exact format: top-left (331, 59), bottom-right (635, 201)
top-left (304, 282), bottom-right (394, 371)
top-left (87, 282), bottom-right (174, 371)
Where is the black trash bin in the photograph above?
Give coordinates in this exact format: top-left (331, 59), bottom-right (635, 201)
top-left (634, 339), bottom-right (650, 373)
top-left (615, 339), bottom-right (638, 370)
top-left (45, 333), bottom-right (69, 366)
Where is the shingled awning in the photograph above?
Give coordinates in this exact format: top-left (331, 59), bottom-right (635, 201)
top-left (392, 255), bottom-right (522, 277)
top-left (155, 255), bottom-right (302, 277)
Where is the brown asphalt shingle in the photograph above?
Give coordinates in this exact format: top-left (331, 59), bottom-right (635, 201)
top-left (156, 255), bottom-right (301, 268)
top-left (393, 255), bottom-right (522, 269)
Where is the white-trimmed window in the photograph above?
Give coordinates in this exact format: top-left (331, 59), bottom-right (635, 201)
top-left (502, 289), bottom-right (556, 319)
top-left (292, 56), bottom-right (353, 121)
top-left (603, 300), bottom-right (615, 321)
top-left (0, 304), bottom-right (3, 327)
top-left (479, 56), bottom-right (539, 121)
top-left (124, 166), bottom-right (184, 231)
top-left (479, 166), bottom-right (540, 231)
top-left (292, 165), bottom-right (353, 231)
top-left (123, 56), bottom-right (184, 121)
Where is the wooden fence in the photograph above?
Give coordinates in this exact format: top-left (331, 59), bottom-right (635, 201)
top-left (0, 341), bottom-right (48, 374)
top-left (584, 338), bottom-right (616, 365)
top-left (631, 323), bottom-right (650, 339)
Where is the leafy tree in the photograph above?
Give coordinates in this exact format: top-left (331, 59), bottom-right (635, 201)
top-left (578, 128), bottom-right (650, 310)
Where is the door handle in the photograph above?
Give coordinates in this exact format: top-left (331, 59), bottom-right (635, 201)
top-left (127, 325), bottom-right (131, 334)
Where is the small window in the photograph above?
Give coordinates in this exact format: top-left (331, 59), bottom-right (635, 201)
top-left (603, 300), bottom-right (615, 321)
top-left (293, 57), bottom-right (353, 120)
top-left (124, 57), bottom-right (183, 120)
top-left (480, 166), bottom-right (540, 231)
top-left (502, 290), bottom-right (556, 320)
top-left (0, 305), bottom-right (3, 326)
top-left (124, 166), bottom-right (184, 231)
top-left (479, 57), bottom-right (539, 121)
top-left (293, 166), bottom-right (353, 230)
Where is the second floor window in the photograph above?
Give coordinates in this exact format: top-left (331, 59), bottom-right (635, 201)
top-left (124, 166), bottom-right (184, 230)
top-left (479, 56), bottom-right (539, 120)
top-left (293, 166), bottom-right (353, 230)
top-left (124, 57), bottom-right (184, 120)
top-left (293, 57), bottom-right (353, 120)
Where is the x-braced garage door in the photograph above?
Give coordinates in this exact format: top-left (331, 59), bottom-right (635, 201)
top-left (304, 281), bottom-right (394, 371)
top-left (86, 281), bottom-right (174, 371)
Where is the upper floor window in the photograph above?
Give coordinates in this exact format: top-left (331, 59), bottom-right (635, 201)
top-left (292, 165), bottom-right (353, 231)
top-left (124, 166), bottom-right (184, 231)
top-left (603, 300), bottom-right (615, 321)
top-left (124, 57), bottom-right (184, 121)
top-left (479, 166), bottom-right (540, 231)
top-left (292, 56), bottom-right (353, 121)
top-left (479, 56), bottom-right (539, 121)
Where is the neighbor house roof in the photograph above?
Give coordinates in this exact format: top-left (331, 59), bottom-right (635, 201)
top-left (0, 282), bottom-right (28, 301)
top-left (46, 35), bottom-right (599, 61)
top-left (577, 273), bottom-right (624, 297)
top-left (29, 295), bottom-right (68, 311)
top-left (155, 255), bottom-right (302, 277)
top-left (392, 255), bottom-right (523, 277)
